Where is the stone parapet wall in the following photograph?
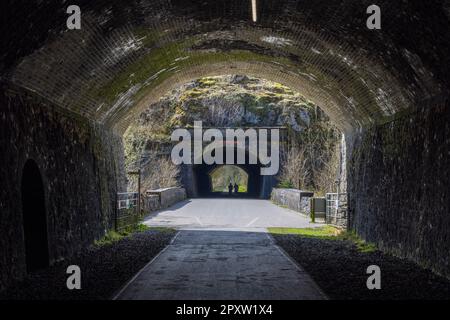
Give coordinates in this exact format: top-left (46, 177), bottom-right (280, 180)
top-left (336, 193), bottom-right (348, 228)
top-left (145, 187), bottom-right (187, 212)
top-left (271, 188), bottom-right (314, 216)
top-left (142, 194), bottom-right (160, 213)
top-left (326, 193), bottom-right (348, 229)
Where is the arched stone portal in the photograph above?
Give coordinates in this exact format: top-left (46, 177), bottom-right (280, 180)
top-left (181, 137), bottom-right (280, 199)
top-left (1, 0), bottom-right (449, 289)
top-left (21, 160), bottom-right (49, 273)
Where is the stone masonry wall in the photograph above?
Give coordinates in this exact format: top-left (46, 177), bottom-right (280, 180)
top-left (145, 187), bottom-right (187, 211)
top-left (0, 86), bottom-right (125, 291)
top-left (271, 188), bottom-right (313, 216)
top-left (348, 98), bottom-right (450, 278)
top-left (325, 193), bottom-right (348, 229)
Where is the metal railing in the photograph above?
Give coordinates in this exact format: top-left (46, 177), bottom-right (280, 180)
top-left (114, 169), bottom-right (142, 231)
top-left (325, 193), bottom-right (339, 225)
top-left (117, 192), bottom-right (138, 209)
top-left (116, 192), bottom-right (139, 231)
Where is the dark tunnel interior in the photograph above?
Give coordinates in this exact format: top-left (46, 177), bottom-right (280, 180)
top-left (192, 146), bottom-right (264, 198)
top-left (194, 163), bottom-right (262, 198)
top-left (21, 159), bottom-right (49, 273)
top-left (0, 0), bottom-right (449, 301)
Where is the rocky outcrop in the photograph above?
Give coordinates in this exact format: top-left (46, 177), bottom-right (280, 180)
top-left (123, 75), bottom-right (340, 192)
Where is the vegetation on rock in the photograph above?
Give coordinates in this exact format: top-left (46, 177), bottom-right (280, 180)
top-left (123, 75), bottom-right (340, 193)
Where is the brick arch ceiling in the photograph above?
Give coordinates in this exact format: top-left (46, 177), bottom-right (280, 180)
top-left (2, 0), bottom-right (450, 134)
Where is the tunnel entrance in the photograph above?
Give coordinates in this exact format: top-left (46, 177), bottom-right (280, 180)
top-left (191, 144), bottom-right (270, 198)
top-left (21, 160), bottom-right (49, 273)
top-left (209, 165), bottom-right (249, 195)
top-left (194, 162), bottom-right (262, 198)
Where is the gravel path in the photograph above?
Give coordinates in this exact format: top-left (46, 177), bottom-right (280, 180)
top-left (272, 234), bottom-right (450, 300)
top-left (0, 229), bottom-right (176, 300)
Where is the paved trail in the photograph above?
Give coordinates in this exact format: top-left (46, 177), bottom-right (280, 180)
top-left (141, 198), bottom-right (319, 230)
top-left (115, 199), bottom-right (326, 300)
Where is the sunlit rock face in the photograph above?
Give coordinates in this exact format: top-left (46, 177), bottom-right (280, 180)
top-left (123, 75), bottom-right (340, 193)
top-left (134, 75), bottom-right (323, 131)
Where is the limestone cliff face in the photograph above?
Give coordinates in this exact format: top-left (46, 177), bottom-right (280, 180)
top-left (124, 75), bottom-right (340, 191)
top-left (135, 75), bottom-right (317, 132)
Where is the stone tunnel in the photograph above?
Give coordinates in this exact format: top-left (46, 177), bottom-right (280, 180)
top-left (0, 0), bottom-right (449, 292)
top-left (178, 127), bottom-right (284, 199)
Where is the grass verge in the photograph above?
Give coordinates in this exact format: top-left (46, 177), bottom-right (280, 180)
top-left (94, 224), bottom-right (175, 247)
top-left (268, 226), bottom-right (377, 253)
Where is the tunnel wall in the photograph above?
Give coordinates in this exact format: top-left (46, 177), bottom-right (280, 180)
top-left (180, 164), bottom-right (198, 198)
top-left (0, 87), bottom-right (125, 291)
top-left (348, 98), bottom-right (450, 278)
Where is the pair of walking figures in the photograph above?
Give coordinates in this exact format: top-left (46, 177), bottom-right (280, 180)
top-left (228, 183), bottom-right (239, 194)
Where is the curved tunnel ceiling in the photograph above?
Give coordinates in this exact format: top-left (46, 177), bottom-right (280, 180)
top-left (2, 0), bottom-right (450, 134)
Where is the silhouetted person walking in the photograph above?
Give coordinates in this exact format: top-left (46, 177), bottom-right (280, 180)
top-left (234, 183), bottom-right (239, 193)
top-left (228, 183), bottom-right (233, 195)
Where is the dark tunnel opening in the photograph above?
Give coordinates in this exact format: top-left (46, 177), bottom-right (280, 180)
top-left (191, 145), bottom-right (277, 199)
top-left (21, 159), bottom-right (49, 273)
top-left (194, 163), bottom-right (262, 198)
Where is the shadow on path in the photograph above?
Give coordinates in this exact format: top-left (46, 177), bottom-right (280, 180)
top-left (114, 229), bottom-right (327, 300)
